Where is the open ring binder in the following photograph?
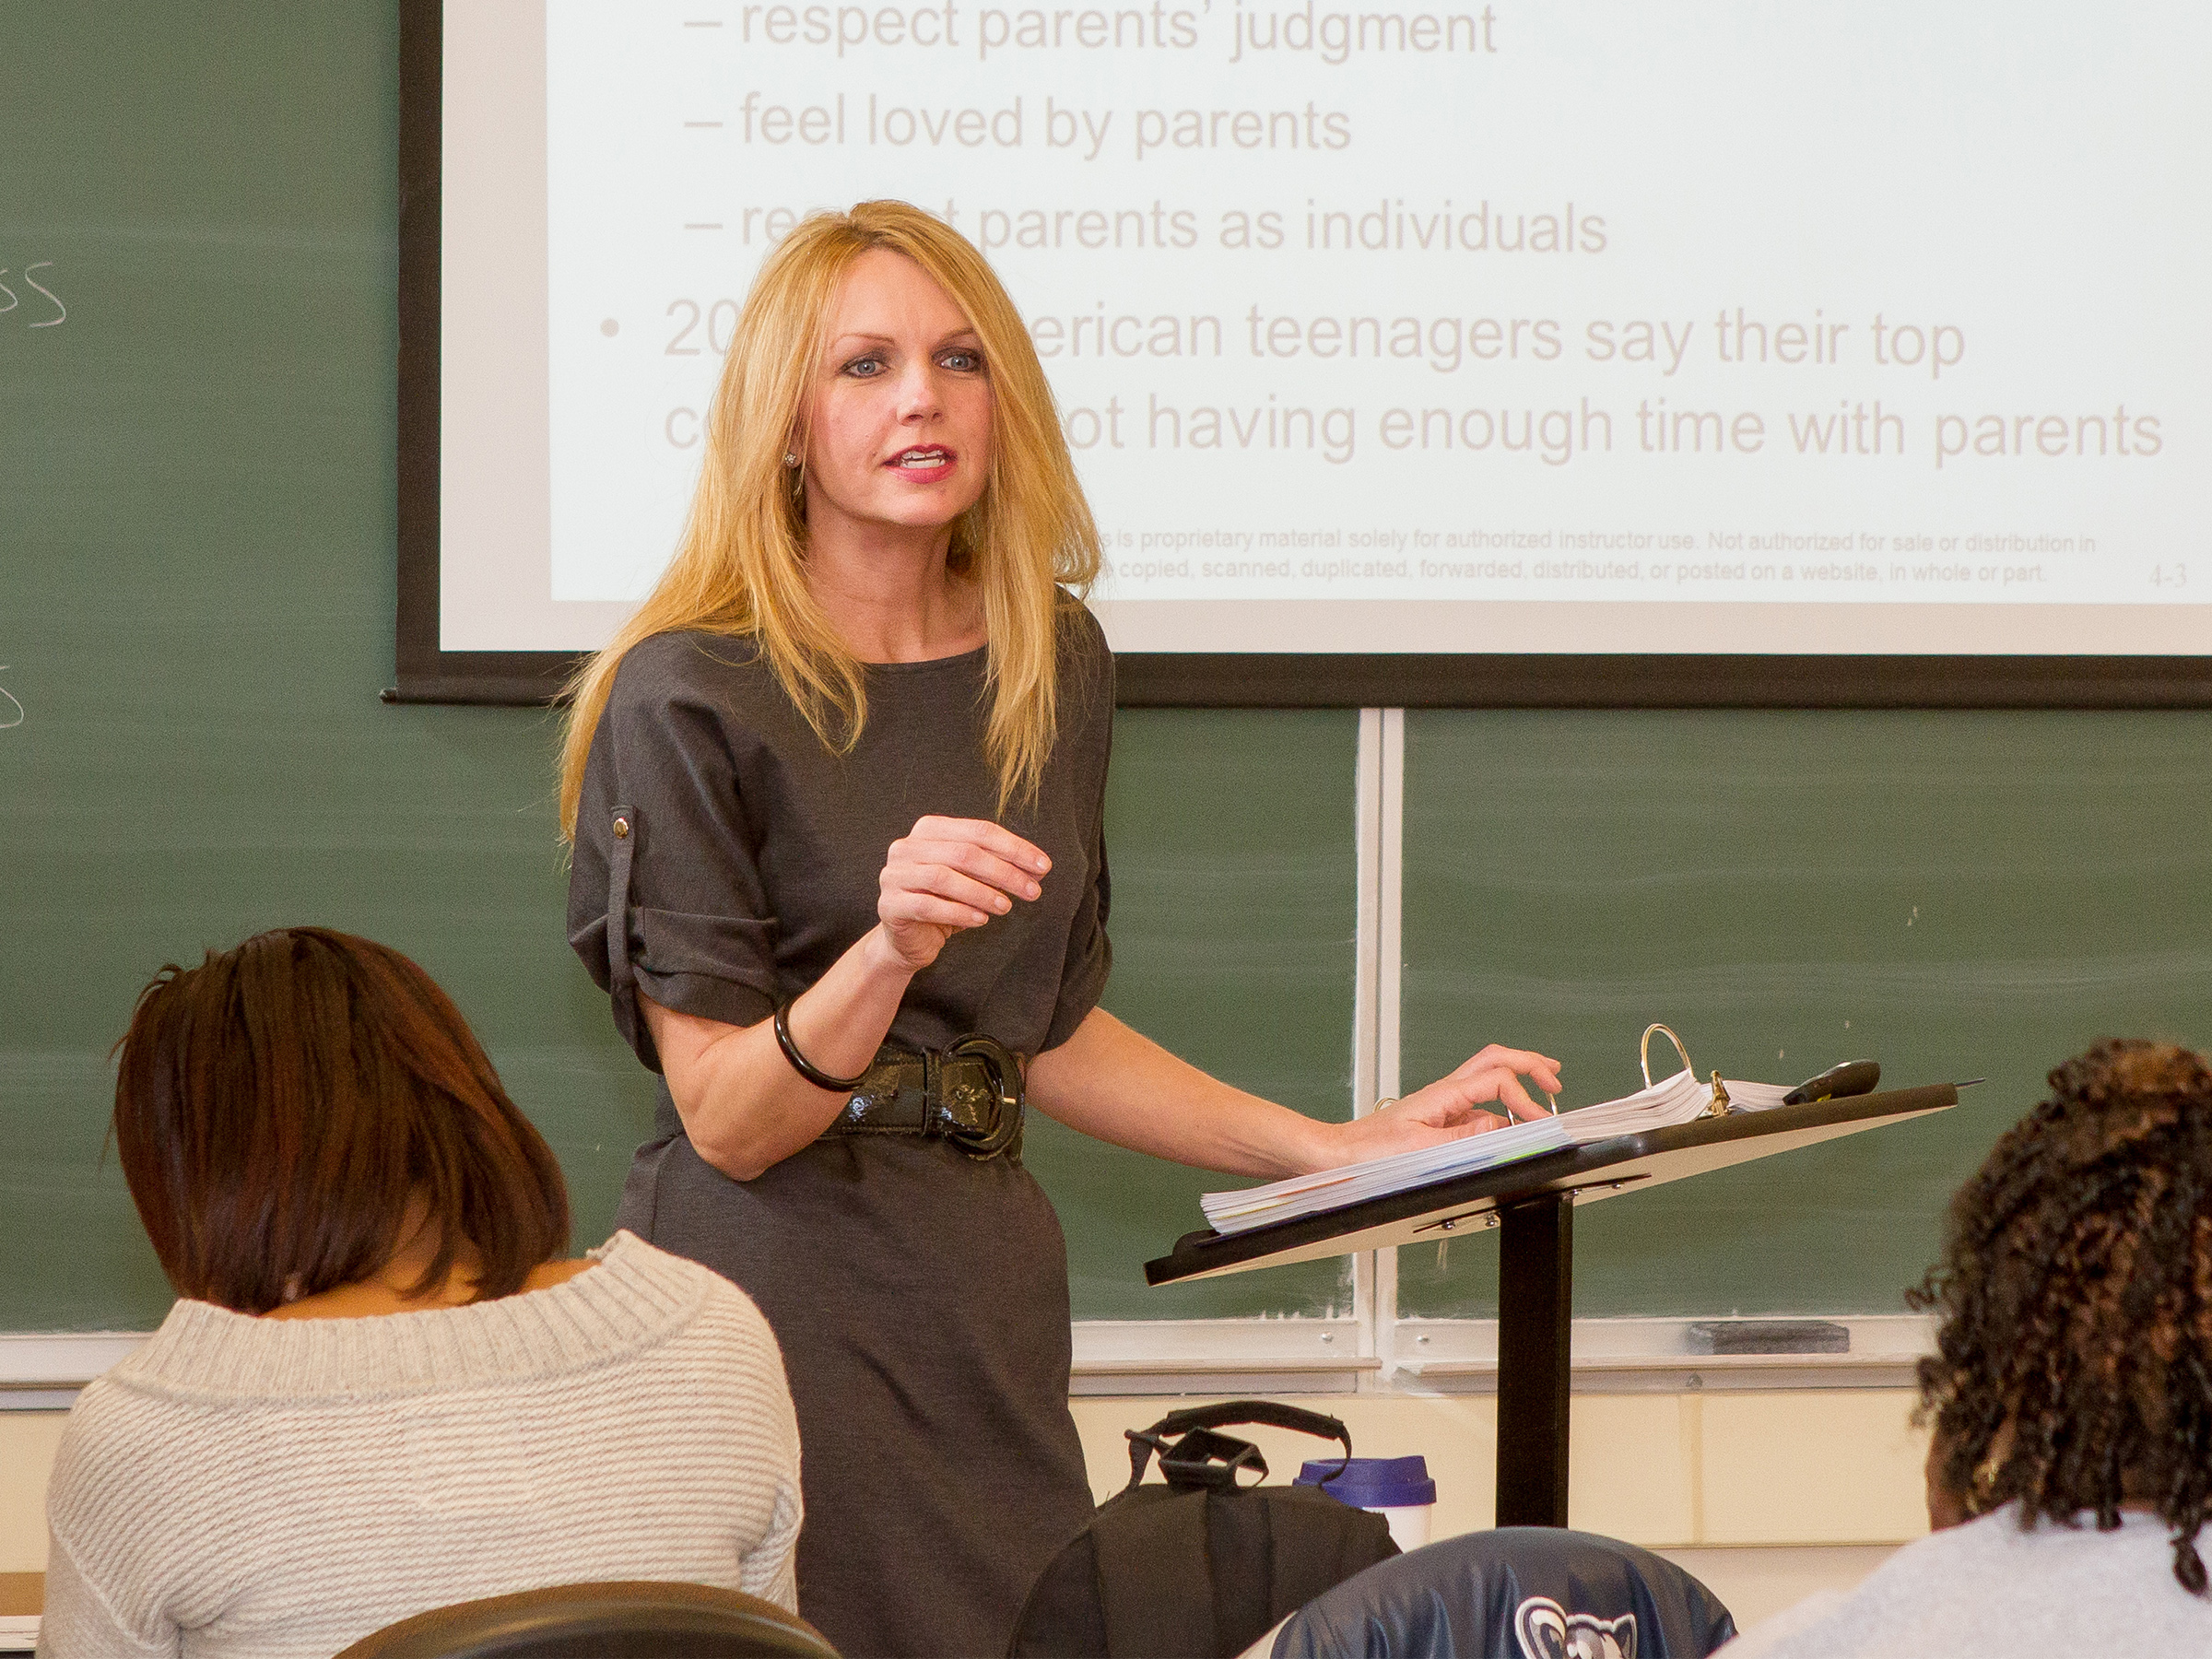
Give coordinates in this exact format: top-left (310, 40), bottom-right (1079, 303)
top-left (1641, 1022), bottom-right (1734, 1117)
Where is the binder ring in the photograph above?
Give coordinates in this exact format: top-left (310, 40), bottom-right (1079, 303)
top-left (1641, 1023), bottom-right (1695, 1088)
top-left (1641, 1023), bottom-right (1737, 1118)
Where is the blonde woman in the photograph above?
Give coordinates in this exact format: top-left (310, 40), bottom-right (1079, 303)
top-left (561, 200), bottom-right (1560, 1658)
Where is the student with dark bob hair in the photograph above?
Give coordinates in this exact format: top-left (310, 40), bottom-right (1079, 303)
top-left (1723, 1039), bottom-right (2212, 1655)
top-left (110, 925), bottom-right (570, 1314)
top-left (39, 928), bottom-right (804, 1659)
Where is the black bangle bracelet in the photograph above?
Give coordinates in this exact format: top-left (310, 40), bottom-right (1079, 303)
top-left (772, 997), bottom-right (873, 1093)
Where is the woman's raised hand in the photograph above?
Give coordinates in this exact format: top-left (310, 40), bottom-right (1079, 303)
top-left (1328, 1043), bottom-right (1564, 1166)
top-left (875, 815), bottom-right (1052, 971)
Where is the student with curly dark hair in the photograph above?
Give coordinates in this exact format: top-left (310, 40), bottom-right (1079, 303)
top-left (1724, 1038), bottom-right (2212, 1654)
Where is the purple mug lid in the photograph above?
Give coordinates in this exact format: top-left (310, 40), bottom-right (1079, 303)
top-left (1295, 1453), bottom-right (1436, 1509)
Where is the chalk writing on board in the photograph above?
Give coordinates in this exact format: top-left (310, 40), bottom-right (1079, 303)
top-left (0, 670), bottom-right (21, 730)
top-left (0, 263), bottom-right (65, 329)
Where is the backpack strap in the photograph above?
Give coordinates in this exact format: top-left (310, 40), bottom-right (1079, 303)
top-left (1124, 1400), bottom-right (1354, 1493)
top-left (1090, 1490), bottom-right (1212, 1659)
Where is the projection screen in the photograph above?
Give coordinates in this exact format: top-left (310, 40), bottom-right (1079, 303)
top-left (394, 0), bottom-right (2212, 703)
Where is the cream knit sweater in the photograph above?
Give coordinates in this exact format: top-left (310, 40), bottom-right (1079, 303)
top-left (39, 1231), bottom-right (803, 1659)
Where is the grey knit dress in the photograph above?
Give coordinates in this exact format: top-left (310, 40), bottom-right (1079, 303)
top-left (568, 606), bottom-right (1113, 1659)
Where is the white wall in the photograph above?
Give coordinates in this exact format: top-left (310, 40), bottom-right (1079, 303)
top-left (0, 1418), bottom-right (66, 1579)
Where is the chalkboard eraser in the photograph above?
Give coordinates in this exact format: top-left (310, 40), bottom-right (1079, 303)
top-left (1686, 1319), bottom-right (1850, 1356)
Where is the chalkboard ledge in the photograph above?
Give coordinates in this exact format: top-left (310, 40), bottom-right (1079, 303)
top-left (0, 1334), bottom-right (148, 1411)
top-left (1389, 1312), bottom-right (1936, 1394)
top-left (9, 1318), bottom-right (1930, 1404)
top-left (1065, 1313), bottom-right (1934, 1397)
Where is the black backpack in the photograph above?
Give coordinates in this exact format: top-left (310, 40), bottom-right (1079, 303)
top-left (1008, 1402), bottom-right (1401, 1659)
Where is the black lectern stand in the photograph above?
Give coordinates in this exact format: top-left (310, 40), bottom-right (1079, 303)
top-left (1145, 1083), bottom-right (1960, 1527)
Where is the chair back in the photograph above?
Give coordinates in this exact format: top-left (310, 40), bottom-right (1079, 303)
top-left (1263, 1528), bottom-right (1735, 1659)
top-left (334, 1580), bottom-right (837, 1659)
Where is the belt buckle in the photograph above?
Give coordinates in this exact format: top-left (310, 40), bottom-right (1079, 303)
top-left (939, 1035), bottom-right (1024, 1160)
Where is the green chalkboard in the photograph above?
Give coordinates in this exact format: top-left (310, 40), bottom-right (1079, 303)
top-left (1395, 709), bottom-right (2212, 1317)
top-left (1033, 709), bottom-right (1359, 1321)
top-left (0, 0), bottom-right (641, 1326)
top-left (10, 1), bottom-right (2208, 1342)
top-left (0, 2), bottom-right (1356, 1331)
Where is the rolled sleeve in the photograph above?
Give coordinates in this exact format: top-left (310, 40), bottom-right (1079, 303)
top-left (1039, 645), bottom-right (1114, 1054)
top-left (568, 641), bottom-right (782, 1069)
top-left (1039, 833), bottom-right (1111, 1053)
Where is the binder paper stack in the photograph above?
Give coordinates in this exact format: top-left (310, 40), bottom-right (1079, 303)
top-left (1200, 1067), bottom-right (1793, 1236)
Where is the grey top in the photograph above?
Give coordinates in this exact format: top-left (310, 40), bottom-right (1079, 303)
top-left (1719, 1504), bottom-right (2212, 1657)
top-left (568, 603), bottom-right (1115, 1066)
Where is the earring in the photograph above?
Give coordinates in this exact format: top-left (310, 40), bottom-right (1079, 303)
top-left (782, 453), bottom-right (800, 468)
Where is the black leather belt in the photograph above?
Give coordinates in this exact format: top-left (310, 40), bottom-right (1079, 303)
top-left (818, 1034), bottom-right (1026, 1162)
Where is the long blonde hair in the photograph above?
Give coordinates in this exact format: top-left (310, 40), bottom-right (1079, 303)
top-left (557, 201), bottom-right (1100, 839)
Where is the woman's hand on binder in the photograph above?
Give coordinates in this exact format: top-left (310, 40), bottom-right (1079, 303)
top-left (1339, 1045), bottom-right (1564, 1159)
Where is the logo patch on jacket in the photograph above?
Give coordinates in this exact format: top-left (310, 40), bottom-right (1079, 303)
top-left (1514, 1594), bottom-right (1639, 1659)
